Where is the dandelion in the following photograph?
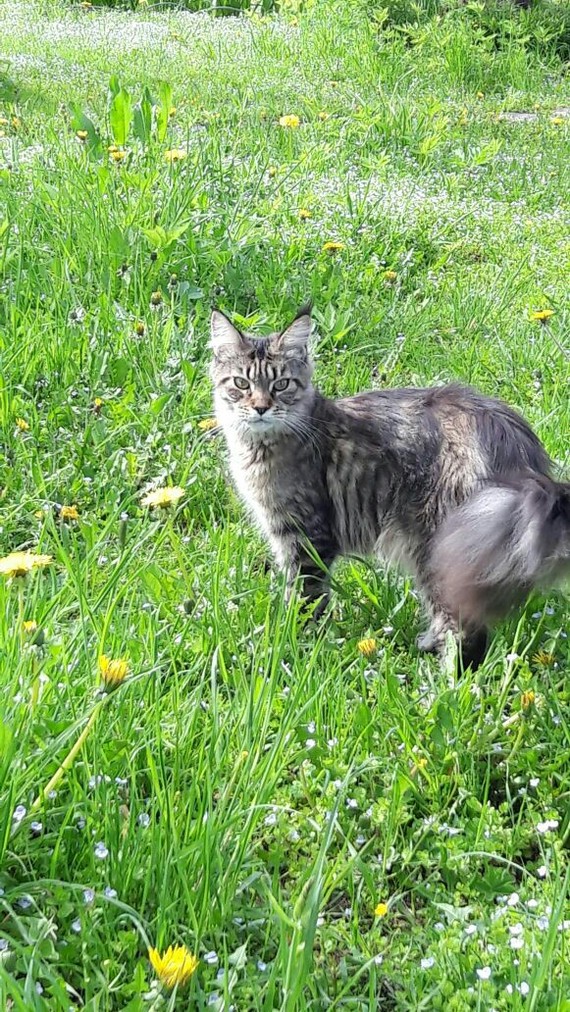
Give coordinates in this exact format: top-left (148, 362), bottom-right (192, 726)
top-left (383, 270), bottom-right (398, 281)
top-left (11, 117), bottom-right (21, 130)
top-left (374, 902), bottom-right (389, 918)
top-left (141, 486), bottom-right (185, 508)
top-left (279, 114), bottom-right (300, 128)
top-left (322, 241), bottom-right (345, 253)
top-left (149, 945), bottom-right (199, 990)
top-left (109, 149), bottom-right (126, 163)
top-left (198, 418), bottom-right (218, 431)
top-left (169, 106), bottom-right (177, 118)
top-left (298, 208), bottom-right (312, 220)
top-left (521, 690), bottom-right (535, 710)
top-left (135, 321), bottom-right (146, 336)
top-left (357, 637), bottom-right (377, 657)
top-left (98, 654), bottom-right (129, 689)
top-left (150, 290), bottom-right (163, 307)
top-left (60, 505), bottom-right (79, 521)
top-left (93, 397), bottom-right (103, 412)
top-left (476, 91), bottom-right (485, 99)
top-left (550, 117), bottom-right (564, 126)
top-left (23, 620), bottom-right (38, 634)
top-left (530, 309), bottom-right (554, 322)
top-left (318, 111), bottom-right (329, 121)
top-left (0, 552), bottom-right (53, 579)
top-left (268, 166), bottom-right (277, 177)
top-left (76, 130), bottom-right (88, 141)
top-left (532, 650), bottom-right (555, 667)
top-left (165, 149), bottom-right (187, 163)
top-left (16, 417), bottom-right (29, 431)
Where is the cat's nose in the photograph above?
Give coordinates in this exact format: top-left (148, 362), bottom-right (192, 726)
top-left (254, 406), bottom-right (270, 415)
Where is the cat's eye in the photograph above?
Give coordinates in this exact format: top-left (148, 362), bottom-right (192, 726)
top-left (233, 377), bottom-right (250, 390)
top-left (273, 378), bottom-right (290, 392)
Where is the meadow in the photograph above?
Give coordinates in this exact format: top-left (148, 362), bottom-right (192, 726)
top-left (0, 0), bottom-right (569, 1007)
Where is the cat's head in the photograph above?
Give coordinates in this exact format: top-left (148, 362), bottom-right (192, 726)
top-left (210, 307), bottom-right (314, 439)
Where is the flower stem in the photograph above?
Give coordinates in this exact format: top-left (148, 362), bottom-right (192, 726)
top-left (31, 699), bottom-right (104, 812)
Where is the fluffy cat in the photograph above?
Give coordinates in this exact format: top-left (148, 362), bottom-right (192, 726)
top-left (210, 306), bottom-right (570, 668)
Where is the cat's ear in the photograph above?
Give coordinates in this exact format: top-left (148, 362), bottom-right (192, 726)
top-left (210, 310), bottom-right (246, 355)
top-left (277, 306), bottom-right (313, 356)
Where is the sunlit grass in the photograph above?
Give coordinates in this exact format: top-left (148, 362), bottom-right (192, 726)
top-left (0, 0), bottom-right (569, 1007)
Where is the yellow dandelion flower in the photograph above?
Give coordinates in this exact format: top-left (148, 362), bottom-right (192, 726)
top-left (411, 756), bottom-right (428, 774)
top-left (110, 149), bottom-right (126, 162)
top-left (164, 148), bottom-right (187, 163)
top-left (299, 208), bottom-right (312, 220)
top-left (530, 309), bottom-right (554, 322)
top-left (357, 637), bottom-right (377, 658)
top-left (135, 321), bottom-right (146, 336)
top-left (532, 650), bottom-right (555, 667)
top-left (93, 397), bottom-right (103, 411)
top-left (60, 504), bottom-right (79, 521)
top-left (23, 620), bottom-right (38, 633)
top-left (98, 654), bottom-right (129, 689)
top-left (521, 689), bottom-right (536, 710)
top-left (149, 945), bottom-right (199, 990)
top-left (150, 290), bottom-right (163, 307)
top-left (16, 417), bottom-right (30, 431)
top-left (322, 241), bottom-right (345, 253)
top-left (76, 130), bottom-right (88, 141)
top-left (11, 116), bottom-right (21, 129)
top-left (34, 510), bottom-right (45, 520)
top-left (169, 106), bottom-right (177, 118)
top-left (476, 91), bottom-right (485, 99)
top-left (0, 552), bottom-right (53, 579)
top-left (80, 1), bottom-right (93, 8)
top-left (198, 418), bottom-right (218, 431)
top-left (374, 902), bottom-right (389, 917)
top-left (108, 144), bottom-right (119, 152)
top-left (279, 114), bottom-right (300, 128)
top-left (383, 270), bottom-right (398, 281)
top-left (318, 111), bottom-right (329, 121)
top-left (268, 166), bottom-right (278, 177)
top-left (141, 486), bottom-right (185, 508)
top-left (551, 116), bottom-right (564, 126)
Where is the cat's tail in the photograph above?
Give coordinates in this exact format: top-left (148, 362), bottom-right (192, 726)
top-left (430, 473), bottom-right (570, 629)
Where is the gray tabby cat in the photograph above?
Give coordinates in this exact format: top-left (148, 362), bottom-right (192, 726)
top-left (210, 306), bottom-right (570, 668)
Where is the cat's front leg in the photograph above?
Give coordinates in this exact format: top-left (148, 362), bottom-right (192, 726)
top-left (270, 526), bottom-right (336, 616)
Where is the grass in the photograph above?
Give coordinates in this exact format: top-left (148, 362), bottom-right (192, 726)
top-left (0, 0), bottom-right (569, 1007)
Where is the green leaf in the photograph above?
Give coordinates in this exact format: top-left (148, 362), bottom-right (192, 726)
top-left (133, 88), bottom-right (153, 147)
top-left (156, 80), bottom-right (173, 142)
top-left (110, 88), bottom-right (133, 147)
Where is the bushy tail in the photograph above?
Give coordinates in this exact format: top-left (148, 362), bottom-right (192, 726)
top-left (431, 474), bottom-right (570, 628)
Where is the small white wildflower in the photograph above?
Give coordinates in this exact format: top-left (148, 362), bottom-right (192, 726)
top-left (207, 994), bottom-right (220, 1007)
top-left (373, 954), bottom-right (383, 965)
top-left (476, 966), bottom-right (492, 981)
top-left (12, 805), bottom-right (26, 823)
top-left (83, 888), bottom-right (95, 904)
top-left (510, 936), bottom-right (524, 950)
top-left (94, 841), bottom-right (108, 859)
top-left (529, 777), bottom-right (540, 788)
top-left (537, 865), bottom-right (548, 878)
top-left (355, 834), bottom-right (366, 846)
top-left (346, 798), bottom-right (358, 809)
top-left (138, 813), bottom-right (150, 828)
top-left (505, 984), bottom-right (514, 995)
top-left (18, 896), bottom-right (32, 910)
top-left (434, 922), bottom-right (445, 932)
top-left (104, 886), bottom-right (117, 899)
top-left (537, 819), bottom-right (559, 834)
top-left (257, 960), bottom-right (267, 972)
top-left (464, 924), bottom-right (477, 936)
top-left (307, 722), bottom-right (316, 734)
top-left (332, 779), bottom-right (343, 790)
top-left (316, 915), bottom-right (325, 926)
top-left (30, 821), bottom-right (43, 835)
top-left (527, 898), bottom-right (539, 908)
top-left (421, 956), bottom-right (435, 969)
top-left (519, 981), bottom-right (530, 995)
top-left (288, 828), bottom-right (300, 842)
top-left (537, 915), bottom-right (549, 930)
top-left (264, 812), bottom-right (277, 826)
top-left (327, 737), bottom-right (338, 749)
top-left (203, 951), bottom-right (219, 965)
top-left (35, 982), bottom-right (43, 995)
top-left (505, 652), bottom-right (519, 663)
top-left (70, 918), bottom-right (81, 933)
top-left (507, 892), bottom-right (520, 907)
top-left (305, 738), bottom-right (316, 750)
top-left (509, 923), bottom-right (523, 936)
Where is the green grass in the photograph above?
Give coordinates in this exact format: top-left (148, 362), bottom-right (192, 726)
top-left (1, 0), bottom-right (570, 1007)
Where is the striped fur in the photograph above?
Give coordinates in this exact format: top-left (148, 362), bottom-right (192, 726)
top-left (210, 308), bottom-right (569, 668)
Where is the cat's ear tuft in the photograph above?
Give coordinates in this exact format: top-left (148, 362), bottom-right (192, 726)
top-left (210, 310), bottom-right (245, 355)
top-left (277, 307), bottom-right (313, 355)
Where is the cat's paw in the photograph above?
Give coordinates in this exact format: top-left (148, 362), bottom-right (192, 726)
top-left (416, 629), bottom-right (440, 653)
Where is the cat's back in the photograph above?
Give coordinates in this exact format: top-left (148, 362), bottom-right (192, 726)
top-left (332, 382), bottom-right (551, 477)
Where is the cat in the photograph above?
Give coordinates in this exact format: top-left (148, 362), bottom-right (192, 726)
top-left (210, 306), bottom-right (570, 668)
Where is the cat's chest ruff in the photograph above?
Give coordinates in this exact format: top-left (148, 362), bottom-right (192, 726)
top-left (229, 440), bottom-right (288, 518)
